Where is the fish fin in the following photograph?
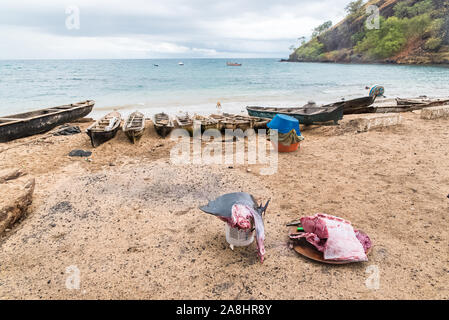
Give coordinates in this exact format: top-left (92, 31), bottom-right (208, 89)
top-left (260, 199), bottom-right (270, 216)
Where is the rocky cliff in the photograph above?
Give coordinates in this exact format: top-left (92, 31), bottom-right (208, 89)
top-left (288, 0), bottom-right (449, 64)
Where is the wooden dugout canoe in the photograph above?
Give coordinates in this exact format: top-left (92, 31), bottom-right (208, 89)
top-left (0, 100), bottom-right (94, 143)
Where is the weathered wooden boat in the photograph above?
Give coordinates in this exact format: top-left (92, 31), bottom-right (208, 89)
top-left (374, 97), bottom-right (449, 113)
top-left (175, 113), bottom-right (194, 135)
top-left (246, 102), bottom-right (344, 125)
top-left (0, 100), bottom-right (95, 143)
top-left (209, 113), bottom-right (269, 132)
top-left (192, 115), bottom-right (219, 133)
top-left (86, 111), bottom-right (122, 147)
top-left (224, 114), bottom-right (271, 130)
top-left (251, 117), bottom-right (271, 130)
top-left (396, 97), bottom-right (449, 107)
top-left (219, 113), bottom-right (250, 131)
top-left (123, 111), bottom-right (145, 144)
top-left (154, 113), bottom-right (174, 138)
top-left (222, 118), bottom-right (251, 131)
top-left (342, 96), bottom-right (376, 114)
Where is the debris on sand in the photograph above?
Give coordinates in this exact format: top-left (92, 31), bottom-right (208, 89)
top-left (53, 125), bottom-right (81, 136)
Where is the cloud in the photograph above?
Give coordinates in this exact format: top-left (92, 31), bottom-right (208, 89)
top-left (0, 0), bottom-right (351, 59)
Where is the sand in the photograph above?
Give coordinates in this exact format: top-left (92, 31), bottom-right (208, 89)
top-left (0, 112), bottom-right (448, 300)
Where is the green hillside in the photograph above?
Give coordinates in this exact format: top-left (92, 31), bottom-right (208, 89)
top-left (288, 0), bottom-right (449, 64)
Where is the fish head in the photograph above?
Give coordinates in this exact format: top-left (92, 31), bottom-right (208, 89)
top-left (231, 204), bottom-right (253, 230)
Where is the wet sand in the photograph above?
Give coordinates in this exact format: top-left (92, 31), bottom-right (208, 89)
top-left (0, 112), bottom-right (448, 299)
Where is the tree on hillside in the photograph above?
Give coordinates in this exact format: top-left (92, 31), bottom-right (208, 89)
top-left (298, 36), bottom-right (306, 45)
top-left (394, 0), bottom-right (434, 18)
top-left (345, 0), bottom-right (365, 15)
top-left (312, 21), bottom-right (333, 38)
top-left (289, 36), bottom-right (307, 52)
top-left (442, 16), bottom-right (449, 45)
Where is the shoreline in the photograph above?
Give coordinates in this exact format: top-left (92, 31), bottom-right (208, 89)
top-left (3, 59), bottom-right (449, 120)
top-left (281, 59), bottom-right (449, 68)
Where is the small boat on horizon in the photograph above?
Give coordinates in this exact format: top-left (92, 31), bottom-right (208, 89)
top-left (178, 62), bottom-right (184, 66)
top-left (123, 111), bottom-right (145, 144)
top-left (86, 111), bottom-right (122, 147)
top-left (0, 100), bottom-right (95, 143)
top-left (226, 62), bottom-right (242, 66)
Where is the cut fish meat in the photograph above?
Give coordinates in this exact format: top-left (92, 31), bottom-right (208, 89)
top-left (292, 213), bottom-right (369, 262)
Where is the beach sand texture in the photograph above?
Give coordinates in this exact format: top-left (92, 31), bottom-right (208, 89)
top-left (0, 112), bottom-right (448, 299)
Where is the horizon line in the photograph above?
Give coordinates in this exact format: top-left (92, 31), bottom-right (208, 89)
top-left (0, 57), bottom-right (286, 61)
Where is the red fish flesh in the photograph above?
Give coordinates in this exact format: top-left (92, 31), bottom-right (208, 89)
top-left (291, 213), bottom-right (370, 262)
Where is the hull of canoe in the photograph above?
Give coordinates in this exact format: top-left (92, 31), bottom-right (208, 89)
top-left (125, 129), bottom-right (144, 144)
top-left (177, 124), bottom-right (194, 136)
top-left (222, 121), bottom-right (251, 131)
top-left (246, 106), bottom-right (344, 125)
top-left (154, 125), bottom-right (174, 138)
top-left (87, 126), bottom-right (120, 147)
top-left (343, 96), bottom-right (376, 115)
top-left (0, 103), bottom-right (94, 143)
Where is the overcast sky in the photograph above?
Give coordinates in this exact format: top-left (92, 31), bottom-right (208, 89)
top-left (0, 0), bottom-right (351, 59)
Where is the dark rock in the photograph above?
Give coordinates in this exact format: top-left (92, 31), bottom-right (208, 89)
top-left (69, 150), bottom-right (92, 157)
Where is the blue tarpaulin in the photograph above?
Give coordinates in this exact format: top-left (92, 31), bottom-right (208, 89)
top-left (267, 114), bottom-right (301, 135)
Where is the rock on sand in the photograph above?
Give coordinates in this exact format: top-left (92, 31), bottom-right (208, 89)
top-left (0, 169), bottom-right (35, 234)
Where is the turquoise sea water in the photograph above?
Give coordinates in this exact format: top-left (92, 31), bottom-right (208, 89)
top-left (0, 58), bottom-right (448, 118)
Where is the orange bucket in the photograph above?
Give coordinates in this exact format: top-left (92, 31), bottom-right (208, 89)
top-left (272, 142), bottom-right (300, 153)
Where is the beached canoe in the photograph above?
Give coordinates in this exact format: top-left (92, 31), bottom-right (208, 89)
top-left (175, 113), bottom-right (194, 135)
top-left (374, 97), bottom-right (449, 113)
top-left (396, 97), bottom-right (449, 107)
top-left (193, 115), bottom-right (220, 133)
top-left (0, 100), bottom-right (95, 143)
top-left (246, 102), bottom-right (345, 125)
top-left (123, 111), bottom-right (145, 144)
top-left (154, 113), bottom-right (174, 138)
top-left (86, 111), bottom-right (122, 147)
top-left (251, 117), bottom-right (271, 130)
top-left (342, 96), bottom-right (376, 114)
top-left (209, 113), bottom-right (270, 132)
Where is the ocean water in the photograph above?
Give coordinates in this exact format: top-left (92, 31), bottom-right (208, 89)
top-left (0, 58), bottom-right (448, 119)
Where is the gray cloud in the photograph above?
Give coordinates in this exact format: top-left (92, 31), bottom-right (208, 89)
top-left (0, 0), bottom-right (351, 59)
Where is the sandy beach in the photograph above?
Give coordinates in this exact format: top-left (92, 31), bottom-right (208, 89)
top-left (0, 111), bottom-right (448, 300)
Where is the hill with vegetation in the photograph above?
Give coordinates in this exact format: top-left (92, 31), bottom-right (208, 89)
top-left (288, 0), bottom-right (449, 64)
